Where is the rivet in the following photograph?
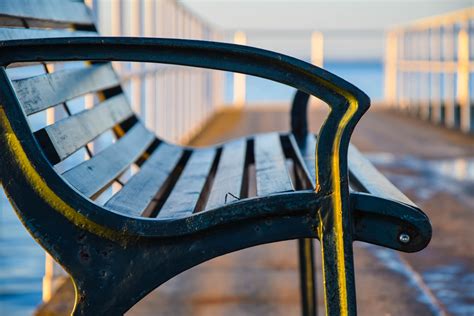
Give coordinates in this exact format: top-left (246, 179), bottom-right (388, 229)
top-left (399, 233), bottom-right (410, 244)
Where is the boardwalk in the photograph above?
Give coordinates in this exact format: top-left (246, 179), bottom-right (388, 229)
top-left (2, 107), bottom-right (473, 315)
top-left (128, 107), bottom-right (474, 315)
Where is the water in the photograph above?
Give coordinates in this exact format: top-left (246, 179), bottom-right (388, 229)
top-left (0, 188), bottom-right (44, 316)
top-left (225, 61), bottom-right (384, 104)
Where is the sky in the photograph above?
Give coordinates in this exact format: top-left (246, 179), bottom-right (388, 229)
top-left (180, 0), bottom-right (472, 61)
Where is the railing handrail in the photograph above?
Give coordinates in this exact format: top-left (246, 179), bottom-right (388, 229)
top-left (389, 7), bottom-right (474, 32)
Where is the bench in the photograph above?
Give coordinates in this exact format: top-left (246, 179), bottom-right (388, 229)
top-left (0, 2), bottom-right (432, 315)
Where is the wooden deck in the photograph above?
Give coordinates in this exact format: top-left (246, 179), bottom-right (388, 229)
top-left (37, 106), bottom-right (474, 315)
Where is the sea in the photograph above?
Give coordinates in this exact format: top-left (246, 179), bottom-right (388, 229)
top-left (224, 61), bottom-right (384, 103)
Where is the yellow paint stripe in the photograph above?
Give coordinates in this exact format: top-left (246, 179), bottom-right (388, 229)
top-left (317, 210), bottom-right (329, 316)
top-left (330, 93), bottom-right (358, 316)
top-left (309, 75), bottom-right (360, 315)
top-left (0, 108), bottom-right (125, 242)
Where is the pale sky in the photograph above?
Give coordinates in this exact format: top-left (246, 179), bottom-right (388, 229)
top-left (180, 0), bottom-right (472, 61)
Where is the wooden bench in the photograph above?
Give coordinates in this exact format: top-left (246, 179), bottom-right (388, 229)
top-left (0, 2), bottom-right (432, 315)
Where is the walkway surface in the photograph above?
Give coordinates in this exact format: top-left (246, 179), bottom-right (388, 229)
top-left (5, 107), bottom-right (473, 315)
top-left (128, 107), bottom-right (474, 315)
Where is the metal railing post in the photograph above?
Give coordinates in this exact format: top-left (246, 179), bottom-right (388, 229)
top-left (384, 31), bottom-right (398, 106)
top-left (457, 20), bottom-right (470, 132)
top-left (233, 31), bottom-right (247, 107)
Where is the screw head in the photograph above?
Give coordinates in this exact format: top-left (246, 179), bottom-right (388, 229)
top-left (399, 233), bottom-right (410, 244)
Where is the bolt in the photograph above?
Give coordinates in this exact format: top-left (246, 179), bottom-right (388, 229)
top-left (399, 233), bottom-right (410, 244)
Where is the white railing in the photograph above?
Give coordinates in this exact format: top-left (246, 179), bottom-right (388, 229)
top-left (385, 8), bottom-right (474, 133)
top-left (90, 0), bottom-right (224, 144)
top-left (230, 30), bottom-right (324, 106)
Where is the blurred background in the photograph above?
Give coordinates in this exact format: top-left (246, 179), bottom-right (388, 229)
top-left (1, 1), bottom-right (473, 315)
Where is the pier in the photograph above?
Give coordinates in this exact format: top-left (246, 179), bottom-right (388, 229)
top-left (0, 1), bottom-right (472, 315)
top-left (26, 106), bottom-right (473, 315)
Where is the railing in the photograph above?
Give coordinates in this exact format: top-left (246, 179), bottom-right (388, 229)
top-left (89, 0), bottom-right (224, 144)
top-left (384, 8), bottom-right (474, 133)
top-left (230, 30), bottom-right (324, 106)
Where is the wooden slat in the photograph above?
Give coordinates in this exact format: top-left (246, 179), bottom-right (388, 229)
top-left (12, 63), bottom-right (119, 115)
top-left (105, 143), bottom-right (184, 217)
top-left (157, 149), bottom-right (217, 219)
top-left (0, 27), bottom-right (96, 41)
top-left (205, 139), bottom-right (246, 210)
top-left (254, 133), bottom-right (293, 196)
top-left (40, 94), bottom-right (133, 161)
top-left (62, 123), bottom-right (155, 198)
top-left (297, 134), bottom-right (317, 186)
top-left (0, 0), bottom-right (93, 25)
top-left (348, 144), bottom-right (416, 207)
top-left (0, 16), bottom-right (24, 27)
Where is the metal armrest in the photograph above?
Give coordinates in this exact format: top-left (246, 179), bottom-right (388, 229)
top-left (0, 36), bottom-right (369, 191)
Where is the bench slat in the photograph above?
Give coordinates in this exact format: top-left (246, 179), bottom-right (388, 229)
top-left (38, 94), bottom-right (133, 161)
top-left (0, 27), bottom-right (96, 41)
top-left (0, 0), bottom-right (93, 26)
top-left (297, 134), bottom-right (317, 186)
top-left (12, 63), bottom-right (119, 115)
top-left (254, 133), bottom-right (293, 196)
top-left (205, 139), bottom-right (247, 210)
top-left (157, 149), bottom-right (217, 219)
top-left (348, 145), bottom-right (416, 207)
top-left (62, 123), bottom-right (155, 198)
top-left (105, 143), bottom-right (184, 217)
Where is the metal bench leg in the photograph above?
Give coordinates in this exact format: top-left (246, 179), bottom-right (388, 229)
top-left (298, 238), bottom-right (317, 316)
top-left (318, 210), bottom-right (357, 316)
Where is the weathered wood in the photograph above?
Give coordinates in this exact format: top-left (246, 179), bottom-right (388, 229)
top-left (205, 139), bottom-right (247, 210)
top-left (12, 63), bottom-right (119, 115)
top-left (254, 133), bottom-right (293, 196)
top-left (295, 133), bottom-right (317, 187)
top-left (348, 144), bottom-right (416, 207)
top-left (0, 27), bottom-right (96, 41)
top-left (0, 16), bottom-right (24, 27)
top-left (157, 149), bottom-right (217, 219)
top-left (38, 94), bottom-right (133, 161)
top-left (61, 123), bottom-right (155, 198)
top-left (105, 143), bottom-right (184, 217)
top-left (0, 0), bottom-right (93, 26)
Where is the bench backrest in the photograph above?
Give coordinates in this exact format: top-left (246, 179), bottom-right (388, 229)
top-left (0, 1), bottom-right (155, 203)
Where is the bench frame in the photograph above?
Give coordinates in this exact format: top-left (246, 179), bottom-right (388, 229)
top-left (0, 37), bottom-right (431, 315)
